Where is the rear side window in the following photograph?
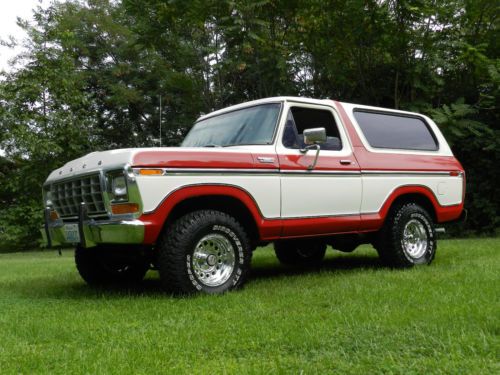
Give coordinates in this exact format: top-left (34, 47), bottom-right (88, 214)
top-left (353, 110), bottom-right (438, 151)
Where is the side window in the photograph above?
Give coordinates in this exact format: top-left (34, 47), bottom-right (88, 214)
top-left (282, 107), bottom-right (342, 151)
top-left (353, 110), bottom-right (438, 151)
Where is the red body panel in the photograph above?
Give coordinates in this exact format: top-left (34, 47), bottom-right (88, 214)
top-left (135, 101), bottom-right (465, 244)
top-left (133, 149), bottom-right (280, 170)
top-left (277, 152), bottom-right (359, 172)
top-left (134, 149), bottom-right (254, 168)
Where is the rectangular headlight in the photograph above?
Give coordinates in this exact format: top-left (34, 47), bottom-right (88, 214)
top-left (112, 176), bottom-right (127, 197)
top-left (107, 172), bottom-right (128, 202)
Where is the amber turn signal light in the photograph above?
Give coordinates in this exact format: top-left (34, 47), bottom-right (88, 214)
top-left (49, 210), bottom-right (59, 221)
top-left (111, 203), bottom-right (139, 215)
top-left (139, 169), bottom-right (163, 175)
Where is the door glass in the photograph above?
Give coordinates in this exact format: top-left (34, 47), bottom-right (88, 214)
top-left (282, 107), bottom-right (342, 150)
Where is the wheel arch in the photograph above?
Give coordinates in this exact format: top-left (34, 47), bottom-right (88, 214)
top-left (361, 185), bottom-right (442, 231)
top-left (139, 184), bottom-right (265, 246)
top-left (381, 186), bottom-right (439, 222)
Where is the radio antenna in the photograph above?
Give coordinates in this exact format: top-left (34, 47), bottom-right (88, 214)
top-left (159, 94), bottom-right (162, 147)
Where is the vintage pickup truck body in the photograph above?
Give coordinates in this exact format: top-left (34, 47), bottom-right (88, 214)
top-left (42, 97), bottom-right (465, 294)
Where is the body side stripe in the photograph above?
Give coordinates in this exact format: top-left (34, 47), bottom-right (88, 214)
top-left (134, 167), bottom-right (457, 177)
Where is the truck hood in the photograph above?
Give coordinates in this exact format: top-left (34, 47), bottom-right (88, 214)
top-left (45, 146), bottom-right (277, 183)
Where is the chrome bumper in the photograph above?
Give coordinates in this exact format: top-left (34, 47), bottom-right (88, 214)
top-left (41, 207), bottom-right (144, 248)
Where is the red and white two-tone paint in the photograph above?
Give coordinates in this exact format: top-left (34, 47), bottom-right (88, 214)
top-left (42, 97), bottom-right (466, 294)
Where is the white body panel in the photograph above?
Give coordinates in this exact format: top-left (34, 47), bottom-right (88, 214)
top-left (46, 148), bottom-right (137, 182)
top-left (361, 175), bottom-right (463, 212)
top-left (136, 174), bottom-right (281, 218)
top-left (280, 175), bottom-right (362, 217)
top-left (135, 172), bottom-right (462, 216)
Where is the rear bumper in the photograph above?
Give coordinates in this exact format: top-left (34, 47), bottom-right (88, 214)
top-left (41, 208), bottom-right (144, 248)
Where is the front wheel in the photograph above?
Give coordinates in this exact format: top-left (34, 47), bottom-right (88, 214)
top-left (374, 202), bottom-right (436, 267)
top-left (157, 210), bottom-right (252, 295)
top-left (75, 245), bottom-right (149, 285)
top-left (274, 240), bottom-right (327, 265)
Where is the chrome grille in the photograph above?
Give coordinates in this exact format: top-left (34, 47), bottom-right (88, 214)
top-left (50, 174), bottom-right (106, 217)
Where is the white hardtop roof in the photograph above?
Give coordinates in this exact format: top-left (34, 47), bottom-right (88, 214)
top-left (196, 96), bottom-right (333, 122)
top-left (196, 96), bottom-right (424, 122)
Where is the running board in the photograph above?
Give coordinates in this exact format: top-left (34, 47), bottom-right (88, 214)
top-left (435, 227), bottom-right (446, 234)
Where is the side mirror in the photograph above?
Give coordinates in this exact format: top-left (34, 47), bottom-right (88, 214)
top-left (303, 127), bottom-right (327, 145)
top-left (301, 127), bottom-right (326, 170)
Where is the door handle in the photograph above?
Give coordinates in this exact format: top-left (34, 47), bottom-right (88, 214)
top-left (257, 156), bottom-right (275, 164)
top-left (340, 160), bottom-right (352, 165)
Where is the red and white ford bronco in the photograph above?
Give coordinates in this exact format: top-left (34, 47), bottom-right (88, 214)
top-left (42, 97), bottom-right (466, 294)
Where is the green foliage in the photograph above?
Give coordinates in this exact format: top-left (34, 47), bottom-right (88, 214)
top-left (0, 0), bottom-right (498, 249)
top-left (430, 98), bottom-right (492, 142)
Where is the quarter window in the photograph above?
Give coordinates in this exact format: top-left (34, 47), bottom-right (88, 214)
top-left (282, 107), bottom-right (342, 151)
top-left (353, 110), bottom-right (438, 151)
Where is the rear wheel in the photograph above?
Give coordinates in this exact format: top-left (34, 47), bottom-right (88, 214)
top-left (374, 202), bottom-right (436, 267)
top-left (75, 245), bottom-right (149, 285)
top-left (157, 210), bottom-right (252, 295)
top-left (274, 240), bottom-right (327, 265)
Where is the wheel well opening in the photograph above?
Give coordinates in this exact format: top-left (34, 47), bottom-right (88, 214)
top-left (391, 193), bottom-right (437, 222)
top-left (164, 195), bottom-right (260, 246)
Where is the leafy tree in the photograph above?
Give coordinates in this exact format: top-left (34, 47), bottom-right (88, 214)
top-left (0, 0), bottom-right (498, 250)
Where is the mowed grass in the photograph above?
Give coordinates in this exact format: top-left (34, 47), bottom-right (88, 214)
top-left (0, 239), bottom-right (498, 374)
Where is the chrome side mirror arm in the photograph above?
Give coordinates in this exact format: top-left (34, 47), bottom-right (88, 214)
top-left (300, 144), bottom-right (321, 170)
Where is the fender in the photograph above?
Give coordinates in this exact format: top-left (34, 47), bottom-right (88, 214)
top-left (138, 184), bottom-right (282, 244)
top-left (360, 185), bottom-right (464, 231)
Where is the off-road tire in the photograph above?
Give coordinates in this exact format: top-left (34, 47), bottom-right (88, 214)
top-left (374, 202), bottom-right (436, 267)
top-left (274, 240), bottom-right (327, 265)
top-left (158, 210), bottom-right (252, 295)
top-left (75, 245), bottom-right (149, 285)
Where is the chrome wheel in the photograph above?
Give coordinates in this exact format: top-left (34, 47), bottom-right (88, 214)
top-left (192, 234), bottom-right (236, 287)
top-left (402, 219), bottom-right (428, 259)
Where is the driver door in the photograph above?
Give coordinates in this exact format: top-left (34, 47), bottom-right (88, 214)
top-left (277, 102), bottom-right (362, 236)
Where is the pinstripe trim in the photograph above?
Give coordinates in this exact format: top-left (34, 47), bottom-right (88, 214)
top-left (134, 167), bottom-right (457, 177)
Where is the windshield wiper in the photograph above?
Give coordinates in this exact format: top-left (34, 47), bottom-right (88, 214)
top-left (203, 144), bottom-right (221, 148)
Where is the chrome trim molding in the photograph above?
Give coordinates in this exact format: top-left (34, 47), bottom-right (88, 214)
top-left (281, 170), bottom-right (360, 176)
top-left (134, 168), bottom-right (279, 175)
top-left (41, 219), bottom-right (145, 248)
top-left (361, 170), bottom-right (452, 176)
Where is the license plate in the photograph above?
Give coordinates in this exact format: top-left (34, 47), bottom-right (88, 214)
top-left (64, 224), bottom-right (80, 243)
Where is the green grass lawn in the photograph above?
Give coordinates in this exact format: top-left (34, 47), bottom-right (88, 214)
top-left (0, 238), bottom-right (498, 374)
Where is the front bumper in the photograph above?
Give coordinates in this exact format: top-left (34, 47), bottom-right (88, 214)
top-left (41, 207), bottom-right (144, 248)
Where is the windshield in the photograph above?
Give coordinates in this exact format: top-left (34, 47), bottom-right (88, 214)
top-left (181, 103), bottom-right (281, 147)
